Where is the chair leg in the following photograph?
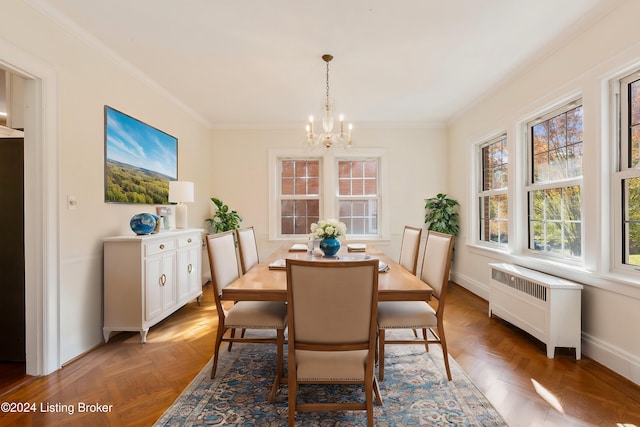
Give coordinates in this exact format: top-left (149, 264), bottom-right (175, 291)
top-left (288, 370), bottom-right (297, 427)
top-left (378, 329), bottom-right (385, 381)
top-left (373, 376), bottom-right (383, 406)
top-left (211, 326), bottom-right (226, 378)
top-left (228, 328), bottom-right (237, 352)
top-left (268, 328), bottom-right (285, 403)
top-left (436, 326), bottom-right (452, 381)
top-left (365, 374), bottom-right (374, 427)
top-left (422, 328), bottom-right (429, 352)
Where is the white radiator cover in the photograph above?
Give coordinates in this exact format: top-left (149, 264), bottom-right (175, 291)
top-left (488, 263), bottom-right (583, 359)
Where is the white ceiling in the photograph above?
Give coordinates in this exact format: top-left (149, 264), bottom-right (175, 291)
top-left (32, 0), bottom-right (618, 128)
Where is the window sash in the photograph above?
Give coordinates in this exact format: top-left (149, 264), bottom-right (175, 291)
top-left (477, 134), bottom-right (508, 245)
top-left (526, 100), bottom-right (583, 258)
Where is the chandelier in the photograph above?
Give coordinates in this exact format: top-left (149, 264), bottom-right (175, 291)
top-left (306, 54), bottom-right (352, 149)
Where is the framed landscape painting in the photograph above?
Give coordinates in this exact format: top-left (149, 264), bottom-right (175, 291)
top-left (104, 106), bottom-right (178, 204)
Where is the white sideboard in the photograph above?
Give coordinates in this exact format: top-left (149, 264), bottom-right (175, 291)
top-left (103, 229), bottom-right (203, 343)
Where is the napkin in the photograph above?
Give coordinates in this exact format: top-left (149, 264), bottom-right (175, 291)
top-left (347, 243), bottom-right (367, 252)
top-left (268, 259), bottom-right (286, 270)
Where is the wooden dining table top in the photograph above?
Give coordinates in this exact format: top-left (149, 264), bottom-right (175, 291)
top-left (221, 244), bottom-right (433, 303)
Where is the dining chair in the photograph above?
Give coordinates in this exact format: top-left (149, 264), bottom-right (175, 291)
top-left (286, 258), bottom-right (382, 427)
top-left (398, 225), bottom-right (422, 275)
top-left (377, 230), bottom-right (455, 381)
top-left (205, 231), bottom-right (287, 403)
top-left (237, 226), bottom-right (259, 274)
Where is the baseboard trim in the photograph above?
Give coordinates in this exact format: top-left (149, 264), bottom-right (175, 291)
top-left (452, 270), bottom-right (640, 387)
top-left (451, 271), bottom-right (490, 301)
top-left (582, 332), bottom-right (640, 387)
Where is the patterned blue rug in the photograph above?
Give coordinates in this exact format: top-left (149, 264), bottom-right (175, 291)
top-left (155, 331), bottom-right (506, 426)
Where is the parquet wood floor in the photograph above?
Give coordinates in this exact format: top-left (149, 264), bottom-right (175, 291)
top-left (0, 282), bottom-right (638, 426)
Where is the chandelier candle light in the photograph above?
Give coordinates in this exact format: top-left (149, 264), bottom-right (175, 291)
top-left (306, 54), bottom-right (353, 149)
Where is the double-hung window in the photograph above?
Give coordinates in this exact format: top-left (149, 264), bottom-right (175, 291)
top-left (478, 134), bottom-right (508, 245)
top-left (337, 159), bottom-right (379, 236)
top-left (616, 71), bottom-right (640, 268)
top-left (270, 149), bottom-right (386, 240)
top-left (526, 101), bottom-right (583, 258)
top-left (279, 159), bottom-right (320, 237)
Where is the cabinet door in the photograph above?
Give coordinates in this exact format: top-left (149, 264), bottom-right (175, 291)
top-left (145, 251), bottom-right (176, 321)
top-left (177, 245), bottom-right (201, 304)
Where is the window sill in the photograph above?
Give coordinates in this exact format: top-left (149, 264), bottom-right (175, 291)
top-left (467, 243), bottom-right (640, 299)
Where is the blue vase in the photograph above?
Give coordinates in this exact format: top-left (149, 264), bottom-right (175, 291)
top-left (130, 213), bottom-right (157, 235)
top-left (320, 237), bottom-right (341, 257)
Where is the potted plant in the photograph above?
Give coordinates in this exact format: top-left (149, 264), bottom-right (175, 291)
top-left (424, 193), bottom-right (459, 236)
top-left (206, 197), bottom-right (243, 234)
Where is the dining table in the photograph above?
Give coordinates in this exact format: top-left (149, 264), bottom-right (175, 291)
top-left (221, 243), bottom-right (433, 303)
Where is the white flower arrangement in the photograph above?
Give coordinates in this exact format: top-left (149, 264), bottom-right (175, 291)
top-left (310, 219), bottom-right (347, 239)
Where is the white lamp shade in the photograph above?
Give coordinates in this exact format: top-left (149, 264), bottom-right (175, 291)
top-left (169, 181), bottom-right (194, 203)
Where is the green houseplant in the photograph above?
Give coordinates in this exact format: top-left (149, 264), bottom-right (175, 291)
top-left (424, 193), bottom-right (460, 236)
top-left (206, 197), bottom-right (243, 234)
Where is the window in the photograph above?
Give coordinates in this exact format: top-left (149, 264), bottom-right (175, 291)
top-left (478, 134), bottom-right (508, 245)
top-left (337, 159), bottom-right (379, 235)
top-left (617, 71), bottom-right (640, 268)
top-left (269, 149), bottom-right (387, 240)
top-left (527, 102), bottom-right (583, 258)
top-left (279, 159), bottom-right (320, 236)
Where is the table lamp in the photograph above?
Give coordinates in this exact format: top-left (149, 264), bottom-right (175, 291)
top-left (169, 181), bottom-right (194, 229)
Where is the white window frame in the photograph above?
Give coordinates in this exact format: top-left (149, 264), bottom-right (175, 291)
top-left (525, 99), bottom-right (584, 261)
top-left (613, 70), bottom-right (640, 273)
top-left (476, 133), bottom-right (509, 247)
top-left (269, 148), bottom-right (389, 241)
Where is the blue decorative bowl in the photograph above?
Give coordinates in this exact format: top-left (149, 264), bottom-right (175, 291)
top-left (130, 213), bottom-right (157, 235)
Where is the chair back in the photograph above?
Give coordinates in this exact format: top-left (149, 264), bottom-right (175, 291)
top-left (419, 231), bottom-right (454, 301)
top-left (205, 231), bottom-right (240, 301)
top-left (286, 259), bottom-right (379, 346)
top-left (399, 225), bottom-right (422, 275)
top-left (237, 226), bottom-right (259, 274)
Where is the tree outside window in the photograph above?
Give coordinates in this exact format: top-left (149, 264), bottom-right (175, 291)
top-left (528, 103), bottom-right (583, 257)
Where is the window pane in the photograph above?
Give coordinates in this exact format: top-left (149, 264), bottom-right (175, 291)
top-left (281, 199), bottom-right (319, 236)
top-left (624, 177), bottom-right (640, 265)
top-left (339, 200), bottom-right (377, 235)
top-left (281, 160), bottom-right (320, 196)
top-left (532, 106), bottom-right (583, 183)
top-left (479, 194), bottom-right (508, 244)
top-left (529, 185), bottom-right (581, 257)
top-left (532, 122), bottom-right (549, 155)
top-left (482, 137), bottom-right (508, 190)
top-left (338, 160), bottom-right (377, 196)
top-left (548, 113), bottom-right (566, 150)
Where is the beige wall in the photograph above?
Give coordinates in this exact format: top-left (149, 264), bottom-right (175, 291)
top-left (448, 0), bottom-right (640, 384)
top-left (1, 1), bottom-right (212, 368)
top-left (209, 126), bottom-right (448, 259)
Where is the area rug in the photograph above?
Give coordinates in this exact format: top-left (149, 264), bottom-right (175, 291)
top-left (155, 332), bottom-right (506, 426)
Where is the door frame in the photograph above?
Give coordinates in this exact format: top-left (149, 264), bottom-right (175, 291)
top-left (1, 39), bottom-right (60, 376)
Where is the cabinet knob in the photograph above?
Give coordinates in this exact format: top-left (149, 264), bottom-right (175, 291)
top-left (160, 273), bottom-right (166, 286)
top-left (188, 263), bottom-right (193, 274)
top-left (159, 244), bottom-right (165, 250)
top-left (187, 238), bottom-right (192, 243)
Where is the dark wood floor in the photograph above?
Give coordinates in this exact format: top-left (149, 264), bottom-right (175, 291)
top-left (1, 282), bottom-right (639, 426)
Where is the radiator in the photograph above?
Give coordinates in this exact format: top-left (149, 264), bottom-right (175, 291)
top-left (488, 263), bottom-right (583, 359)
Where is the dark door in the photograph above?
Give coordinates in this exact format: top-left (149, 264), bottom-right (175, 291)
top-left (0, 137), bottom-right (25, 362)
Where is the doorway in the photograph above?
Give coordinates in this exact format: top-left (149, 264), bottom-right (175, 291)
top-left (0, 136), bottom-right (25, 363)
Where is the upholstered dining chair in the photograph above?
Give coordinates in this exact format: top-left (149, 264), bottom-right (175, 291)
top-left (377, 231), bottom-right (455, 381)
top-left (286, 259), bottom-right (382, 427)
top-left (236, 226), bottom-right (259, 274)
top-left (398, 225), bottom-right (422, 275)
top-left (205, 231), bottom-right (287, 403)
